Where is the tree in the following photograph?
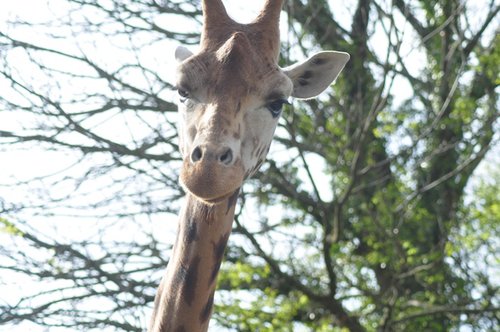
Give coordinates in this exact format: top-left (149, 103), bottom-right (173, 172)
top-left (0, 0), bottom-right (498, 331)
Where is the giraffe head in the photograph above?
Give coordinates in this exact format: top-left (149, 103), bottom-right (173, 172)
top-left (175, 0), bottom-right (349, 204)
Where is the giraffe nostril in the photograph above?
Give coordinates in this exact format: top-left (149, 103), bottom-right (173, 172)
top-left (191, 146), bottom-right (203, 163)
top-left (218, 148), bottom-right (233, 166)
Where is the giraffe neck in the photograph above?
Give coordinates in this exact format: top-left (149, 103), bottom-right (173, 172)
top-left (149, 191), bottom-right (239, 332)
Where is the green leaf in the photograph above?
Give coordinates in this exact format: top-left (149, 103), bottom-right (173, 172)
top-left (0, 217), bottom-right (24, 236)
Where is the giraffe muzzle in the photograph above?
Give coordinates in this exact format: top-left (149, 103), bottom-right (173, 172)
top-left (181, 145), bottom-right (244, 203)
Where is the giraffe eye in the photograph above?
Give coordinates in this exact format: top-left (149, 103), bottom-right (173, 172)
top-left (177, 88), bottom-right (190, 102)
top-left (267, 99), bottom-right (289, 118)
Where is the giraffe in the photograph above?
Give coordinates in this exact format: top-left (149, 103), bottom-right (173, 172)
top-left (149, 0), bottom-right (349, 331)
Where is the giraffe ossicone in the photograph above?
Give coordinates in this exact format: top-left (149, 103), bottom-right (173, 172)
top-left (150, 0), bottom-right (349, 331)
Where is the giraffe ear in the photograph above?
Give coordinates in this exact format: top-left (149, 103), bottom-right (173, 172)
top-left (284, 51), bottom-right (350, 99)
top-left (175, 46), bottom-right (194, 62)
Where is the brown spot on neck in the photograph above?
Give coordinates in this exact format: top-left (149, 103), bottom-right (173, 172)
top-left (185, 218), bottom-right (198, 244)
top-left (209, 232), bottom-right (231, 285)
top-left (200, 290), bottom-right (215, 324)
top-left (183, 256), bottom-right (201, 306)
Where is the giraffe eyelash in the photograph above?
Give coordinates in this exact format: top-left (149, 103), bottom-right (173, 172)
top-left (267, 99), bottom-right (290, 118)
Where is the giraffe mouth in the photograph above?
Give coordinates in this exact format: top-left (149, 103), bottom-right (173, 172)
top-left (204, 191), bottom-right (236, 204)
top-left (180, 158), bottom-right (244, 204)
